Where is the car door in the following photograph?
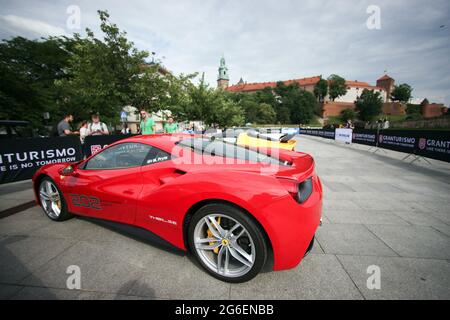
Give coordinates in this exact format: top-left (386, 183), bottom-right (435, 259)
top-left (134, 146), bottom-right (183, 236)
top-left (64, 142), bottom-right (151, 225)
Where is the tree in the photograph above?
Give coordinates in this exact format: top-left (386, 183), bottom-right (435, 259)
top-left (0, 36), bottom-right (71, 129)
top-left (55, 10), bottom-right (153, 125)
top-left (180, 76), bottom-right (244, 127)
top-left (0, 10), bottom-right (245, 131)
top-left (254, 103), bottom-right (276, 124)
top-left (355, 89), bottom-right (383, 121)
top-left (313, 78), bottom-right (328, 102)
top-left (391, 83), bottom-right (412, 103)
top-left (255, 87), bottom-right (277, 106)
top-left (289, 90), bottom-right (316, 124)
top-left (327, 74), bottom-right (347, 101)
top-left (275, 82), bottom-right (316, 124)
top-left (340, 108), bottom-right (357, 122)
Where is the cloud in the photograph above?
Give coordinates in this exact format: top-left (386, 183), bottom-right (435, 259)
top-left (0, 14), bottom-right (67, 38)
top-left (0, 0), bottom-right (449, 105)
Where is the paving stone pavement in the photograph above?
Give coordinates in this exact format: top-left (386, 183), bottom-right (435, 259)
top-left (0, 134), bottom-right (449, 299)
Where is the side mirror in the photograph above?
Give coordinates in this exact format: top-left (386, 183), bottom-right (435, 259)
top-left (60, 165), bottom-right (77, 176)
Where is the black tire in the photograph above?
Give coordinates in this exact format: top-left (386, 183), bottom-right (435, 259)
top-left (188, 203), bottom-right (268, 283)
top-left (38, 177), bottom-right (73, 222)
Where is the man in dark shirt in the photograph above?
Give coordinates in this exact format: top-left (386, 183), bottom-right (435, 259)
top-left (57, 114), bottom-right (78, 136)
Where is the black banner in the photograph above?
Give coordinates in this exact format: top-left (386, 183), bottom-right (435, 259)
top-left (410, 130), bottom-right (450, 162)
top-left (83, 134), bottom-right (134, 157)
top-left (377, 129), bottom-right (417, 154)
top-left (301, 128), bottom-right (450, 163)
top-left (0, 136), bottom-right (83, 184)
top-left (352, 129), bottom-right (377, 146)
top-left (299, 128), bottom-right (335, 139)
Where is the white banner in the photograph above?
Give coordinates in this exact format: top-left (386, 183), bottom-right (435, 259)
top-left (335, 128), bottom-right (353, 144)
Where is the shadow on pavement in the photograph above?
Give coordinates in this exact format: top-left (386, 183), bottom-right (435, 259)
top-left (78, 216), bottom-right (186, 257)
top-left (0, 236), bottom-right (57, 299)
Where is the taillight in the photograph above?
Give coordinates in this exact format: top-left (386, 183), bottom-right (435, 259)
top-left (277, 177), bottom-right (313, 204)
top-left (297, 178), bottom-right (313, 203)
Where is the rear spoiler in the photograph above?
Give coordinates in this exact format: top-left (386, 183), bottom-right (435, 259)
top-left (247, 131), bottom-right (295, 143)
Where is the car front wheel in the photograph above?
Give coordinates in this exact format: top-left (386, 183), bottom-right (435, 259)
top-left (38, 178), bottom-right (73, 221)
top-left (188, 203), bottom-right (268, 283)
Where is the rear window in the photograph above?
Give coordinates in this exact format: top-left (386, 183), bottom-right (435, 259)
top-left (177, 138), bottom-right (291, 166)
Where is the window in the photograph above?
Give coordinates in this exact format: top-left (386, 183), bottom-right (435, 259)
top-left (177, 138), bottom-right (290, 166)
top-left (84, 143), bottom-right (149, 170)
top-left (143, 146), bottom-right (171, 165)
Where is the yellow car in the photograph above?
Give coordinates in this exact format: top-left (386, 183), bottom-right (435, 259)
top-left (236, 131), bottom-right (297, 151)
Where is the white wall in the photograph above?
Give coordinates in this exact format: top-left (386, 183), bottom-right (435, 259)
top-left (330, 87), bottom-right (387, 103)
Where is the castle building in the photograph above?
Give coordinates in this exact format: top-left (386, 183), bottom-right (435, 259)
top-left (217, 56), bottom-right (229, 89)
top-left (376, 74), bottom-right (395, 102)
top-left (226, 75), bottom-right (388, 104)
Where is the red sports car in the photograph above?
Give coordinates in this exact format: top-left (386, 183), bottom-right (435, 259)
top-left (32, 134), bottom-right (322, 283)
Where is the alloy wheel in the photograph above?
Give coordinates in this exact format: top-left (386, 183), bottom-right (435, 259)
top-left (193, 214), bottom-right (255, 278)
top-left (39, 180), bottom-right (62, 219)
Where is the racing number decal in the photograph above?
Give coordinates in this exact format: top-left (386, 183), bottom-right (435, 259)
top-left (69, 194), bottom-right (102, 210)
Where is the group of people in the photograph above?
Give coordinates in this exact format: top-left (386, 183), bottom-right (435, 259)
top-left (57, 113), bottom-right (109, 142)
top-left (137, 108), bottom-right (178, 134)
top-left (56, 108), bottom-right (179, 142)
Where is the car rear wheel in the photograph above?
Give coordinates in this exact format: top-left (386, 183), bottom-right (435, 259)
top-left (38, 178), bottom-right (72, 221)
top-left (188, 203), bottom-right (267, 283)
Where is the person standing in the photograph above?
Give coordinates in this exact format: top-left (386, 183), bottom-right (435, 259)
top-left (121, 123), bottom-right (131, 134)
top-left (88, 113), bottom-right (109, 136)
top-left (345, 119), bottom-right (355, 130)
top-left (79, 120), bottom-right (89, 143)
top-left (57, 114), bottom-right (78, 136)
top-left (139, 109), bottom-right (156, 135)
top-left (163, 117), bottom-right (178, 133)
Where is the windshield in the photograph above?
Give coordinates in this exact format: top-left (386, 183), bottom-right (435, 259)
top-left (177, 138), bottom-right (291, 166)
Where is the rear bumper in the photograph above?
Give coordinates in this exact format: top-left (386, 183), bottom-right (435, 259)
top-left (257, 175), bottom-right (322, 271)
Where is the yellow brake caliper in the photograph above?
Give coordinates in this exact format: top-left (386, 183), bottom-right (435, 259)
top-left (207, 217), bottom-right (222, 254)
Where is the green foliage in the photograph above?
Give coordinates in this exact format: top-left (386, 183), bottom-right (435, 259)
top-left (405, 113), bottom-right (423, 121)
top-left (355, 89), bottom-right (383, 121)
top-left (228, 82), bottom-right (316, 125)
top-left (231, 93), bottom-right (276, 124)
top-left (179, 76), bottom-right (244, 127)
top-left (289, 90), bottom-right (316, 124)
top-left (275, 82), bottom-right (315, 124)
top-left (406, 104), bottom-right (421, 115)
top-left (255, 87), bottom-right (277, 106)
top-left (0, 10), bottom-right (322, 129)
top-left (254, 103), bottom-right (277, 124)
top-left (340, 108), bottom-right (357, 122)
top-left (327, 74), bottom-right (347, 101)
top-left (0, 36), bottom-right (71, 129)
top-left (55, 10), bottom-right (152, 124)
top-left (313, 78), bottom-right (328, 102)
top-left (0, 10), bottom-right (235, 129)
top-left (391, 83), bottom-right (412, 103)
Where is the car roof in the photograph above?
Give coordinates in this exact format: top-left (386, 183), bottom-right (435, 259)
top-left (0, 120), bottom-right (31, 126)
top-left (116, 134), bottom-right (194, 152)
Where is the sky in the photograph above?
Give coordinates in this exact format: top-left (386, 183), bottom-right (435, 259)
top-left (1, 0), bottom-right (449, 105)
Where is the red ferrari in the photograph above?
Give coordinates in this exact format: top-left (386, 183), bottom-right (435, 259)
top-left (32, 134), bottom-right (322, 283)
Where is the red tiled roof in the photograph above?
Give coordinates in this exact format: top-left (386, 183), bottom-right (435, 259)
top-left (345, 80), bottom-right (384, 91)
top-left (377, 74), bottom-right (393, 81)
top-left (226, 76), bottom-right (322, 92)
top-left (227, 76), bottom-right (385, 92)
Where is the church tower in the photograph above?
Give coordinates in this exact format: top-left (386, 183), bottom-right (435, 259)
top-left (217, 56), bottom-right (229, 89)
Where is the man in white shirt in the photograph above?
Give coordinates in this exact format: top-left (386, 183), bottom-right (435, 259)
top-left (88, 113), bottom-right (109, 136)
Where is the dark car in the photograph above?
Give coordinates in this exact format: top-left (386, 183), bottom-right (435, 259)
top-left (0, 120), bottom-right (38, 139)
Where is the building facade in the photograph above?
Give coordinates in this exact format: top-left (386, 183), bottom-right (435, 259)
top-left (217, 56), bottom-right (229, 89)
